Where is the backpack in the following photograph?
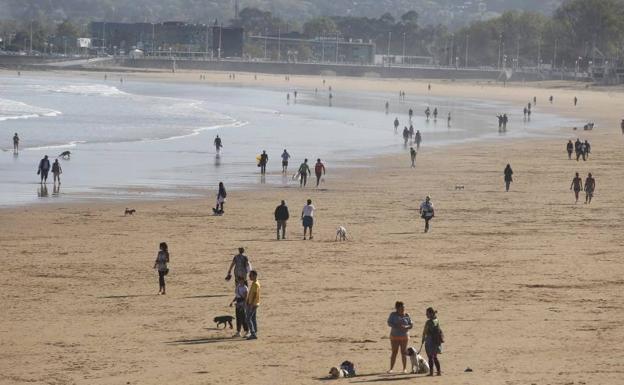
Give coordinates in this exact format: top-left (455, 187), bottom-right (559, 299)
top-left (340, 361), bottom-right (356, 377)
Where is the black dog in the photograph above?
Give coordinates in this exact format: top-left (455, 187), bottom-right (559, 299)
top-left (214, 315), bottom-right (234, 329)
top-left (124, 208), bottom-right (136, 216)
top-left (59, 150), bottom-right (71, 159)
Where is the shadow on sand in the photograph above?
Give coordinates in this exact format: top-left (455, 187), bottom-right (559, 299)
top-left (167, 336), bottom-right (242, 345)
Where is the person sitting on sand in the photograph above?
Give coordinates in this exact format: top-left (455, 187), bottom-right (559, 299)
top-left (229, 277), bottom-right (249, 338)
top-left (566, 140), bottom-right (574, 160)
top-left (37, 155), bottom-right (50, 184)
top-left (387, 301), bottom-right (412, 374)
top-left (52, 159), bottom-right (62, 185)
top-left (298, 159), bottom-right (311, 187)
top-left (504, 164), bottom-right (513, 192)
top-left (419, 196), bottom-right (435, 233)
top-left (421, 307), bottom-right (443, 376)
top-left (570, 172), bottom-right (583, 204)
top-left (410, 147), bottom-right (417, 168)
top-left (301, 199), bottom-right (315, 240)
top-left (153, 242), bottom-right (170, 295)
top-left (584, 173), bottom-right (595, 204)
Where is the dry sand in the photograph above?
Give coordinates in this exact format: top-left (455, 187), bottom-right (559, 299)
top-left (1, 70), bottom-right (624, 385)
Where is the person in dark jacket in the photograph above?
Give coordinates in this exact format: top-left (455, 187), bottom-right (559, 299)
top-left (566, 140), bottom-right (574, 160)
top-left (504, 164), bottom-right (513, 192)
top-left (274, 200), bottom-right (289, 240)
top-left (37, 155), bottom-right (50, 184)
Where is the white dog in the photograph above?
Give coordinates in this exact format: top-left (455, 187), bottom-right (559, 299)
top-left (335, 226), bottom-right (348, 241)
top-left (406, 347), bottom-right (430, 374)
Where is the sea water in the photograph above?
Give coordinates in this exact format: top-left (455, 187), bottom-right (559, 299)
top-left (0, 73), bottom-right (578, 206)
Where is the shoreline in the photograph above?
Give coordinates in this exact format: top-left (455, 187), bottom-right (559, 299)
top-left (2, 68), bottom-right (624, 385)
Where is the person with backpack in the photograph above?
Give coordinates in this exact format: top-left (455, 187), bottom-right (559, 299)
top-left (421, 307), bottom-right (443, 376)
top-left (419, 196), bottom-right (435, 233)
top-left (153, 242), bottom-right (170, 295)
top-left (504, 164), bottom-right (513, 192)
top-left (387, 301), bottom-right (413, 373)
top-left (274, 200), bottom-right (289, 240)
top-left (314, 159), bottom-right (326, 187)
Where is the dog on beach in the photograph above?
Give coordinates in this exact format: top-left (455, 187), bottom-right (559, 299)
top-left (335, 226), bottom-right (348, 241)
top-left (406, 347), bottom-right (430, 374)
top-left (329, 367), bottom-right (348, 378)
top-left (59, 151), bottom-right (71, 159)
top-left (124, 208), bottom-right (136, 216)
top-left (214, 315), bottom-right (234, 329)
top-left (454, 185), bottom-right (465, 190)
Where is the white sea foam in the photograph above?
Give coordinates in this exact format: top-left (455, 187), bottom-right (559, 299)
top-left (0, 98), bottom-right (62, 121)
top-left (50, 84), bottom-right (128, 97)
top-left (157, 119), bottom-right (249, 141)
top-left (25, 141), bottom-right (86, 151)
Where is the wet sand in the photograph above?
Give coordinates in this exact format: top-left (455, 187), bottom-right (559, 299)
top-left (1, 72), bottom-right (624, 384)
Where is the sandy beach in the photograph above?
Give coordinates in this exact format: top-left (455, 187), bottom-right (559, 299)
top-left (1, 70), bottom-right (624, 385)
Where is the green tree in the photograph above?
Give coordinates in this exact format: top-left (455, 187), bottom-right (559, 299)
top-left (303, 17), bottom-right (337, 38)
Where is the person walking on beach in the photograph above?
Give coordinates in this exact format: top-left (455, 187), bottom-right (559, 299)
top-left (566, 140), bottom-right (574, 160)
top-left (415, 130), bottom-right (422, 149)
top-left (584, 173), bottom-right (595, 204)
top-left (226, 247), bottom-right (252, 282)
top-left (421, 307), bottom-right (443, 376)
top-left (230, 277), bottom-right (249, 337)
top-left (549, 95), bottom-right (554, 104)
top-left (408, 108), bottom-right (413, 121)
top-left (214, 182), bottom-right (226, 214)
top-left (314, 158), bottom-right (326, 187)
top-left (259, 150), bottom-right (268, 175)
top-left (574, 96), bottom-right (578, 106)
top-left (214, 135), bottom-right (223, 154)
top-left (424, 107), bottom-right (431, 121)
top-left (583, 140), bottom-right (591, 160)
top-left (385, 101), bottom-right (389, 114)
top-left (37, 155), bottom-right (50, 184)
top-left (13, 133), bottom-right (19, 153)
top-left (410, 147), bottom-right (417, 168)
top-left (387, 301), bottom-right (413, 374)
top-left (504, 164), bottom-right (513, 192)
top-left (298, 159), bottom-right (311, 187)
top-left (433, 107), bottom-right (438, 121)
top-left (153, 242), bottom-right (170, 295)
top-left (245, 270), bottom-right (260, 340)
top-left (419, 196), bottom-right (435, 233)
top-left (402, 127), bottom-right (409, 145)
top-left (570, 172), bottom-right (583, 203)
top-left (394, 117), bottom-right (400, 132)
top-left (301, 199), bottom-right (315, 240)
top-left (409, 124), bottom-right (414, 140)
top-left (274, 200), bottom-right (289, 240)
top-left (281, 149), bottom-right (291, 173)
top-left (447, 112), bottom-right (451, 128)
top-left (52, 159), bottom-right (62, 185)
top-left (574, 139), bottom-right (582, 161)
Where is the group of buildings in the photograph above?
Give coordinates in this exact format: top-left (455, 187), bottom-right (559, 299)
top-left (87, 21), bottom-right (376, 64)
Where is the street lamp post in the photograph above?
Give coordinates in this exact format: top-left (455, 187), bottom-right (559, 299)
top-left (387, 31), bottom-right (392, 65)
top-left (264, 28), bottom-right (267, 60)
top-left (402, 32), bottom-right (406, 60)
top-left (465, 33), bottom-right (469, 68)
top-left (277, 26), bottom-right (281, 61)
top-left (498, 33), bottom-right (502, 69)
top-left (335, 32), bottom-right (339, 63)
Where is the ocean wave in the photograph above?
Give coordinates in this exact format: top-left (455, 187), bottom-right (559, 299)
top-left (25, 141), bottom-right (86, 151)
top-left (157, 119), bottom-right (249, 141)
top-left (0, 98), bottom-right (62, 121)
top-left (49, 84), bottom-right (128, 97)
